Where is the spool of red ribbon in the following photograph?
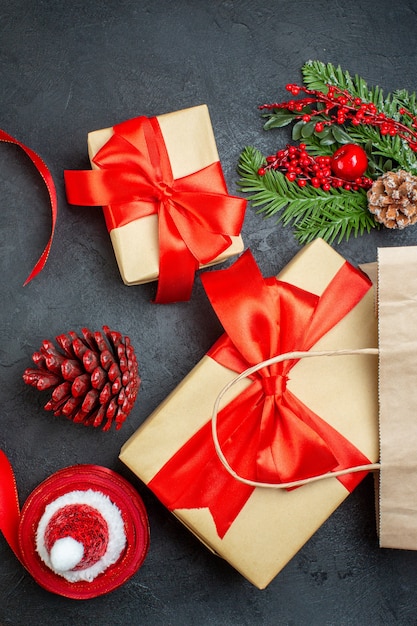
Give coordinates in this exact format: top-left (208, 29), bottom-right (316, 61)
top-left (0, 452), bottom-right (149, 599)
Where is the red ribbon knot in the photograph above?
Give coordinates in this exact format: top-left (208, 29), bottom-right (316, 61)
top-left (262, 374), bottom-right (288, 397)
top-left (155, 181), bottom-right (173, 201)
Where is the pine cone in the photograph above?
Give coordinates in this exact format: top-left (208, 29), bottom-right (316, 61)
top-left (367, 169), bottom-right (417, 229)
top-left (23, 326), bottom-right (140, 431)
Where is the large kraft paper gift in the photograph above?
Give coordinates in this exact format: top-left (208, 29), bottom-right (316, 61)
top-left (120, 239), bottom-right (379, 588)
top-left (64, 105), bottom-right (246, 303)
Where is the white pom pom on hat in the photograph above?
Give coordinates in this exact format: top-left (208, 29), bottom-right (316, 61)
top-left (50, 536), bottom-right (84, 572)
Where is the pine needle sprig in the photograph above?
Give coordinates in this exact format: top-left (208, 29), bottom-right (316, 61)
top-left (301, 61), bottom-right (417, 174)
top-left (301, 61), bottom-right (392, 113)
top-left (238, 146), bottom-right (378, 244)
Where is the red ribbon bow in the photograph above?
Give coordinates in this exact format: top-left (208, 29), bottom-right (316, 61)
top-left (149, 250), bottom-right (373, 538)
top-left (64, 116), bottom-right (246, 303)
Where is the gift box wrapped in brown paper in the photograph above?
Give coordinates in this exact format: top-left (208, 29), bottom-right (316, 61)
top-left (120, 239), bottom-right (379, 588)
top-left (64, 105), bottom-right (246, 303)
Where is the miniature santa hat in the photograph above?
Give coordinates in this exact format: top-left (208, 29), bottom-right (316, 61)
top-left (0, 457), bottom-right (149, 600)
top-left (36, 489), bottom-right (127, 583)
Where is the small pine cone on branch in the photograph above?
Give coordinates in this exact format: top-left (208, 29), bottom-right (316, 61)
top-left (23, 326), bottom-right (140, 431)
top-left (367, 169), bottom-right (417, 229)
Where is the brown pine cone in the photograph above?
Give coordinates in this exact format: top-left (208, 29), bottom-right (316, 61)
top-left (23, 326), bottom-right (140, 431)
top-left (367, 169), bottom-right (417, 229)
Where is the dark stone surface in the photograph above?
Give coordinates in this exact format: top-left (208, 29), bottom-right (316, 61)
top-left (1, 1), bottom-right (417, 624)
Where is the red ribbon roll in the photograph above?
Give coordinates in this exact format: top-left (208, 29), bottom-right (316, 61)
top-left (149, 250), bottom-right (373, 538)
top-left (64, 116), bottom-right (246, 303)
top-left (0, 451), bottom-right (149, 599)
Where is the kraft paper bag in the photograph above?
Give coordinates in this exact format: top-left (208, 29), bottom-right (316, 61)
top-left (377, 245), bottom-right (417, 550)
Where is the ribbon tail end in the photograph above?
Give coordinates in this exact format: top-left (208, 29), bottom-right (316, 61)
top-left (23, 243), bottom-right (52, 286)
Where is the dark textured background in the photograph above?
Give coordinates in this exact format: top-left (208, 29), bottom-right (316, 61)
top-left (1, 1), bottom-right (417, 624)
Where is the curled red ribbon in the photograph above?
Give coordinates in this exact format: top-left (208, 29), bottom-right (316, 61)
top-left (149, 250), bottom-right (373, 538)
top-left (0, 451), bottom-right (21, 559)
top-left (0, 129), bottom-right (57, 285)
top-left (64, 116), bottom-right (246, 303)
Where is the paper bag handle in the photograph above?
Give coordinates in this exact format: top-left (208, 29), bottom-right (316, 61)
top-left (211, 348), bottom-right (381, 489)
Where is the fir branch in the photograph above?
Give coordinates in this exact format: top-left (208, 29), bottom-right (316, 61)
top-left (301, 60), bottom-right (417, 125)
top-left (302, 60), bottom-right (356, 93)
top-left (347, 125), bottom-right (417, 174)
top-left (270, 61), bottom-right (417, 174)
top-left (238, 146), bottom-right (378, 244)
top-left (301, 60), bottom-right (393, 113)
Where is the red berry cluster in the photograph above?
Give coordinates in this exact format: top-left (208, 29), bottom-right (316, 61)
top-left (261, 84), bottom-right (417, 152)
top-left (257, 144), bottom-right (373, 191)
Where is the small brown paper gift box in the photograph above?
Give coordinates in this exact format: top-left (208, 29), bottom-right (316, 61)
top-left (120, 239), bottom-right (379, 588)
top-left (64, 105), bottom-right (246, 303)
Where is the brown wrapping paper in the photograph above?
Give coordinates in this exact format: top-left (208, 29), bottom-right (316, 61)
top-left (87, 105), bottom-right (244, 286)
top-left (120, 239), bottom-right (379, 588)
top-left (377, 246), bottom-right (417, 550)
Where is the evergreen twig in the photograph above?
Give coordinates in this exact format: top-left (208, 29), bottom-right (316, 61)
top-left (238, 146), bottom-right (377, 244)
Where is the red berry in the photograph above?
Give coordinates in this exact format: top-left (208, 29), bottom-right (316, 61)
top-left (258, 167), bottom-right (266, 176)
top-left (315, 122), bottom-right (324, 132)
top-left (330, 144), bottom-right (368, 182)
